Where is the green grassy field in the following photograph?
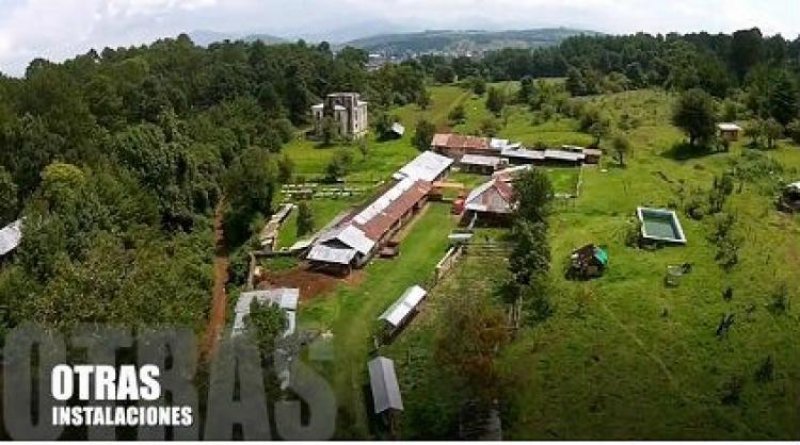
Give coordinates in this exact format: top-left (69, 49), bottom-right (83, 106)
top-left (278, 85), bottom-right (800, 439)
top-left (276, 197), bottom-right (363, 248)
top-left (298, 203), bottom-right (458, 438)
top-left (370, 88), bottom-right (800, 440)
top-left (283, 85), bottom-right (472, 182)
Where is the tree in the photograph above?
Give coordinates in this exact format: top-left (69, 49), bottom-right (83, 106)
top-left (589, 120), bottom-right (610, 147)
top-left (0, 167), bottom-right (19, 223)
top-left (448, 104), bottom-right (466, 124)
top-left (611, 133), bottom-right (632, 167)
top-left (434, 291), bottom-right (509, 402)
top-left (672, 89), bottom-right (717, 147)
top-left (517, 76), bottom-right (534, 103)
top-left (470, 76), bottom-right (487, 96)
top-left (277, 154), bottom-right (294, 183)
top-left (320, 116), bottom-right (339, 146)
top-left (486, 86), bottom-right (506, 116)
top-left (479, 118), bottom-right (500, 137)
top-left (433, 65), bottom-right (455, 84)
top-left (416, 89), bottom-right (432, 110)
top-left (357, 138), bottom-right (369, 159)
top-left (224, 147), bottom-right (279, 218)
top-left (412, 119), bottom-right (436, 151)
top-left (786, 119), bottom-right (800, 145)
top-left (324, 149), bottom-right (353, 181)
top-left (513, 168), bottom-right (553, 225)
top-left (731, 28), bottom-right (764, 81)
top-left (246, 300), bottom-right (287, 355)
top-left (296, 201), bottom-right (315, 237)
top-left (763, 118), bottom-right (783, 149)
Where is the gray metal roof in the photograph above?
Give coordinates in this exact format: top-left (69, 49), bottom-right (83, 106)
top-left (543, 149), bottom-right (585, 162)
top-left (0, 219), bottom-right (23, 257)
top-left (390, 122), bottom-right (405, 136)
top-left (232, 288), bottom-right (299, 338)
top-left (501, 147), bottom-right (546, 160)
top-left (397, 150), bottom-right (453, 182)
top-left (306, 244), bottom-right (358, 265)
top-left (368, 356), bottom-right (403, 413)
top-left (460, 154), bottom-right (503, 167)
top-left (379, 285), bottom-right (427, 327)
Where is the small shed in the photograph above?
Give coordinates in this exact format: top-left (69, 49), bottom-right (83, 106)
top-left (378, 285), bottom-right (427, 333)
top-left (388, 122), bottom-right (405, 138)
top-left (367, 356), bottom-right (404, 414)
top-left (718, 123), bottom-right (743, 142)
top-left (0, 219), bottom-right (23, 258)
top-left (778, 181), bottom-right (800, 212)
top-left (582, 148), bottom-right (602, 164)
top-left (459, 154), bottom-right (504, 175)
top-left (568, 244), bottom-right (608, 279)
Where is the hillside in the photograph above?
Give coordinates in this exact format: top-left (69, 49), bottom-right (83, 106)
top-left (188, 30), bottom-right (286, 46)
top-left (343, 28), bottom-right (601, 55)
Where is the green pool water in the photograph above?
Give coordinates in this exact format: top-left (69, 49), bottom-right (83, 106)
top-left (642, 214), bottom-right (678, 239)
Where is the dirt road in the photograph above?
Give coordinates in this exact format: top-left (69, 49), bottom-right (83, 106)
top-left (201, 202), bottom-right (229, 362)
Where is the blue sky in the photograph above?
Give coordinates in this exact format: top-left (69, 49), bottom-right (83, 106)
top-left (0, 0), bottom-right (797, 76)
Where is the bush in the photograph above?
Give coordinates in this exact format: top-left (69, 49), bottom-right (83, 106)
top-left (448, 104), bottom-right (466, 124)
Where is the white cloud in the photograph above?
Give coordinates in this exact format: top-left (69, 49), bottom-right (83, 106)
top-left (0, 0), bottom-right (797, 76)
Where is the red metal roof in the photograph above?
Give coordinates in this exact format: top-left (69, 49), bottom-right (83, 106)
top-left (431, 133), bottom-right (490, 151)
top-left (356, 180), bottom-right (432, 241)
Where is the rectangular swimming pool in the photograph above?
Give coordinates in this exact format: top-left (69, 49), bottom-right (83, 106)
top-left (637, 207), bottom-right (687, 244)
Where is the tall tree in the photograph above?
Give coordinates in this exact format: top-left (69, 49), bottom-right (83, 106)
top-left (672, 88), bottom-right (718, 147)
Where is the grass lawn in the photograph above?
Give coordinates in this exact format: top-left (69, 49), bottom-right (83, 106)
top-left (298, 203), bottom-right (458, 438)
top-left (276, 197), bottom-right (362, 248)
top-left (283, 86), bottom-right (472, 182)
top-left (372, 89), bottom-right (800, 440)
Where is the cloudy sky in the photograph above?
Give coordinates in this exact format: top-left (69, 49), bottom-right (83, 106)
top-left (0, 0), bottom-right (797, 76)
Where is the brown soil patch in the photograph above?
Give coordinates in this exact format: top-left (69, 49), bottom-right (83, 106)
top-left (201, 202), bottom-right (229, 363)
top-left (256, 263), bottom-right (363, 301)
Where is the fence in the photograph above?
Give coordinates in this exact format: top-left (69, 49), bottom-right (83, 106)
top-left (432, 245), bottom-right (465, 286)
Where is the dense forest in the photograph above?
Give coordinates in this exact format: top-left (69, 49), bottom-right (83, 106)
top-left (0, 35), bottom-right (426, 338)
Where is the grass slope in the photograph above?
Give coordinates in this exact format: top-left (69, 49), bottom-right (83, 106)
top-left (377, 89), bottom-right (800, 440)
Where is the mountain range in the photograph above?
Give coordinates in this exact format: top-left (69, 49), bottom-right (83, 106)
top-left (189, 27), bottom-right (599, 53)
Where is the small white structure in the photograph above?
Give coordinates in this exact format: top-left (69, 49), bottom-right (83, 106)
top-left (0, 219), bottom-right (23, 258)
top-left (718, 122), bottom-right (743, 141)
top-left (232, 288), bottom-right (300, 338)
top-left (368, 356), bottom-right (404, 414)
top-left (379, 285), bottom-right (427, 331)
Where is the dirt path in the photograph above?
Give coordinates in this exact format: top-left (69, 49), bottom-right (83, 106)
top-left (201, 202), bottom-right (230, 362)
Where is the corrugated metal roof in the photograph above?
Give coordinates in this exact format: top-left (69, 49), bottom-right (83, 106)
top-left (460, 154), bottom-right (503, 167)
top-left (432, 133), bottom-right (493, 151)
top-left (718, 123), bottom-right (742, 131)
top-left (501, 147), bottom-right (546, 160)
top-left (237, 289), bottom-right (299, 312)
top-left (307, 244), bottom-right (358, 265)
top-left (0, 219), bottom-right (23, 257)
top-left (337, 225), bottom-right (375, 254)
top-left (390, 122), bottom-right (405, 135)
top-left (368, 356), bottom-right (404, 413)
top-left (232, 288), bottom-right (299, 338)
top-left (490, 138), bottom-right (509, 149)
top-left (379, 285), bottom-right (427, 327)
top-left (465, 180), bottom-right (515, 214)
top-left (358, 180), bottom-right (431, 241)
top-left (544, 149), bottom-right (585, 162)
top-left (397, 151), bottom-right (453, 183)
